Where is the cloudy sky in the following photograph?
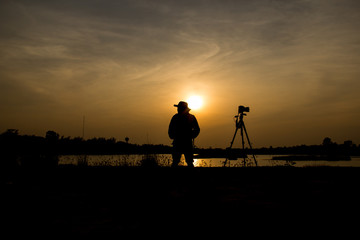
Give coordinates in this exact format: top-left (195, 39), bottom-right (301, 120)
top-left (1, 0), bottom-right (360, 148)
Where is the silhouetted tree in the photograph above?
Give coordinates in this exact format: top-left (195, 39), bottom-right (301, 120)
top-left (322, 137), bottom-right (333, 146)
top-left (2, 129), bottom-right (19, 136)
top-left (46, 130), bottom-right (59, 141)
top-left (1, 129), bottom-right (20, 175)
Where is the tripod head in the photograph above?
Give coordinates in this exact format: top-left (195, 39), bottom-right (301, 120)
top-left (234, 114), bottom-right (244, 129)
top-left (234, 106), bottom-right (249, 127)
top-left (234, 112), bottom-right (246, 119)
top-left (235, 105), bottom-right (249, 121)
top-left (238, 105), bottom-right (250, 114)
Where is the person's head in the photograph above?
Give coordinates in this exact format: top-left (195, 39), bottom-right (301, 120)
top-left (174, 101), bottom-right (190, 114)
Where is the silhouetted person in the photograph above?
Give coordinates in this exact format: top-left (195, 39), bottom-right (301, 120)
top-left (168, 101), bottom-right (200, 167)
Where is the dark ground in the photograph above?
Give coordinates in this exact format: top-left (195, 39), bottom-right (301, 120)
top-left (2, 166), bottom-right (360, 237)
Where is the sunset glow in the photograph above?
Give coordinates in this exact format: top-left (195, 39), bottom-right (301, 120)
top-left (187, 96), bottom-right (204, 110)
top-left (1, 1), bottom-right (360, 148)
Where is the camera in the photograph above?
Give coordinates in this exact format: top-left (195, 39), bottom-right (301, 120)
top-left (238, 105), bottom-right (250, 113)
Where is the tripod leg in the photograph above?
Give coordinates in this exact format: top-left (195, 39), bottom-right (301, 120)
top-left (224, 127), bottom-right (239, 167)
top-left (242, 122), bottom-right (257, 166)
top-left (229, 126), bottom-right (239, 149)
top-left (240, 122), bottom-right (246, 167)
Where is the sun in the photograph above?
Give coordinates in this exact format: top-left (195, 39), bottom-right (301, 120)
top-left (187, 95), bottom-right (203, 110)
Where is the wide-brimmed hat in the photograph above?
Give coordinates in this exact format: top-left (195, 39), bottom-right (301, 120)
top-left (174, 101), bottom-right (190, 110)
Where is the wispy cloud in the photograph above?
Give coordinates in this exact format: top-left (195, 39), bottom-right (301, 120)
top-left (1, 0), bottom-right (360, 146)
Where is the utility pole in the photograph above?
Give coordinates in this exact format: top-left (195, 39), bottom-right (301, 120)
top-left (82, 115), bottom-right (85, 139)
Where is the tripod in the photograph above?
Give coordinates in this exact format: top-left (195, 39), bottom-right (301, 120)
top-left (224, 112), bottom-right (257, 167)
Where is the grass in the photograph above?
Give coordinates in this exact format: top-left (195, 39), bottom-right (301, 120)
top-left (140, 154), bottom-right (159, 167)
top-left (76, 155), bottom-right (88, 167)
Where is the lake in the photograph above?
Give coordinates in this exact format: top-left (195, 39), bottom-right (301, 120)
top-left (59, 154), bottom-right (360, 167)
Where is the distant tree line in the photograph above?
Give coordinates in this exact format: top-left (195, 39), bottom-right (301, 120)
top-left (251, 137), bottom-right (359, 156)
top-left (0, 129), bottom-right (172, 155)
top-left (198, 137), bottom-right (359, 157)
top-left (1, 129), bottom-right (359, 170)
top-left (0, 129), bottom-right (173, 170)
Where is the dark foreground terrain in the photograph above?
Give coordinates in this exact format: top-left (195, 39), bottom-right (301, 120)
top-left (2, 166), bottom-right (360, 237)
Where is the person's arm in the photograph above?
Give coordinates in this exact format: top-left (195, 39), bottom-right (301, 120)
top-left (168, 115), bottom-right (176, 139)
top-left (191, 116), bottom-right (200, 139)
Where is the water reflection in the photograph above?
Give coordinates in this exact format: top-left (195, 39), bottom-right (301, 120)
top-left (59, 155), bottom-right (360, 167)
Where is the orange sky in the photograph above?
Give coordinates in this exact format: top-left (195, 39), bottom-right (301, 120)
top-left (1, 0), bottom-right (360, 148)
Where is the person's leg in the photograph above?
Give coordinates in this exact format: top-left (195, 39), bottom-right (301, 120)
top-left (184, 152), bottom-right (194, 167)
top-left (171, 152), bottom-right (181, 167)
